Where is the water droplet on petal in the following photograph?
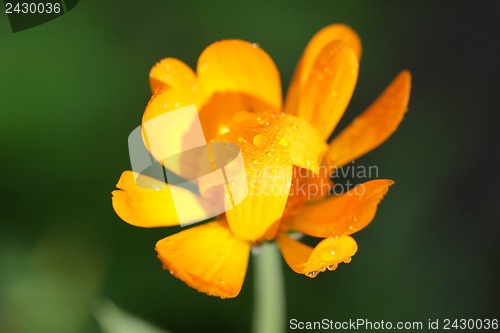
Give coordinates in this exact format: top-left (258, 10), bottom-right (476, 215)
top-left (327, 264), bottom-right (337, 271)
top-left (237, 136), bottom-right (246, 143)
top-left (279, 137), bottom-right (289, 147)
top-left (343, 257), bottom-right (352, 264)
top-left (291, 124), bottom-right (299, 132)
top-left (253, 133), bottom-right (267, 149)
top-left (307, 271), bottom-right (318, 278)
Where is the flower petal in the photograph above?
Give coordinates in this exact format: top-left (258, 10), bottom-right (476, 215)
top-left (278, 114), bottom-right (327, 174)
top-left (149, 58), bottom-right (203, 103)
top-left (216, 112), bottom-right (293, 241)
top-left (141, 89), bottom-right (207, 180)
top-left (285, 24), bottom-right (361, 116)
top-left (326, 70), bottom-right (412, 168)
top-left (198, 92), bottom-right (272, 142)
top-left (197, 40), bottom-right (282, 109)
top-left (156, 221), bottom-right (250, 298)
top-left (296, 41), bottom-right (359, 139)
top-left (112, 171), bottom-right (218, 228)
top-left (289, 179), bottom-right (394, 238)
top-left (277, 234), bottom-right (358, 277)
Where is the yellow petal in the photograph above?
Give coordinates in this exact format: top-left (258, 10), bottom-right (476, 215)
top-left (277, 234), bottom-right (358, 277)
top-left (149, 58), bottom-right (203, 104)
top-left (214, 111), bottom-right (326, 241)
top-left (278, 113), bottom-right (327, 174)
top-left (297, 41), bottom-right (359, 139)
top-left (326, 70), bottom-right (412, 168)
top-left (112, 171), bottom-right (219, 228)
top-left (197, 40), bottom-right (282, 110)
top-left (216, 112), bottom-right (293, 241)
top-left (285, 24), bottom-right (361, 116)
top-left (156, 221), bottom-right (250, 298)
top-left (141, 90), bottom-right (207, 179)
top-left (281, 166), bottom-right (333, 225)
top-left (198, 92), bottom-right (273, 143)
top-left (289, 179), bottom-right (394, 238)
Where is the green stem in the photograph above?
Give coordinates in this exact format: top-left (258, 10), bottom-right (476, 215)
top-left (251, 242), bottom-right (286, 333)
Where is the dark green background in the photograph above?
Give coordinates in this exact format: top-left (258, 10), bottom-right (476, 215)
top-left (1, 1), bottom-right (499, 333)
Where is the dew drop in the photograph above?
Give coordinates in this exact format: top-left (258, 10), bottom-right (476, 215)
top-left (271, 168), bottom-right (278, 175)
top-left (252, 43), bottom-right (260, 48)
top-left (253, 133), bottom-right (267, 149)
top-left (278, 137), bottom-right (289, 147)
top-left (220, 280), bottom-right (227, 286)
top-left (274, 157), bottom-right (280, 163)
top-left (307, 271), bottom-right (318, 278)
top-left (343, 257), bottom-right (352, 264)
top-left (291, 124), bottom-right (299, 132)
top-left (237, 136), bottom-right (246, 143)
top-left (327, 264), bottom-right (337, 271)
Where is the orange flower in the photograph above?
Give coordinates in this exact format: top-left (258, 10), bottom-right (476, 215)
top-left (112, 24), bottom-right (411, 298)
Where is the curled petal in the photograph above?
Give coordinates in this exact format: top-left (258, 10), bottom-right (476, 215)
top-left (156, 221), bottom-right (250, 298)
top-left (112, 171), bottom-right (217, 228)
top-left (289, 179), bottom-right (394, 238)
top-left (327, 70), bottom-right (412, 168)
top-left (277, 234), bottom-right (358, 277)
top-left (285, 24), bottom-right (361, 116)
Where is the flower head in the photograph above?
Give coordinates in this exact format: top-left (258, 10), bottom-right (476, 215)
top-left (112, 24), bottom-right (411, 298)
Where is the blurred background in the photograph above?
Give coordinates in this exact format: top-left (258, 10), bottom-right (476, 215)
top-left (1, 1), bottom-right (499, 332)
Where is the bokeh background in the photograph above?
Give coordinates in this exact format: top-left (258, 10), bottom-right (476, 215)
top-left (1, 1), bottom-right (499, 333)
